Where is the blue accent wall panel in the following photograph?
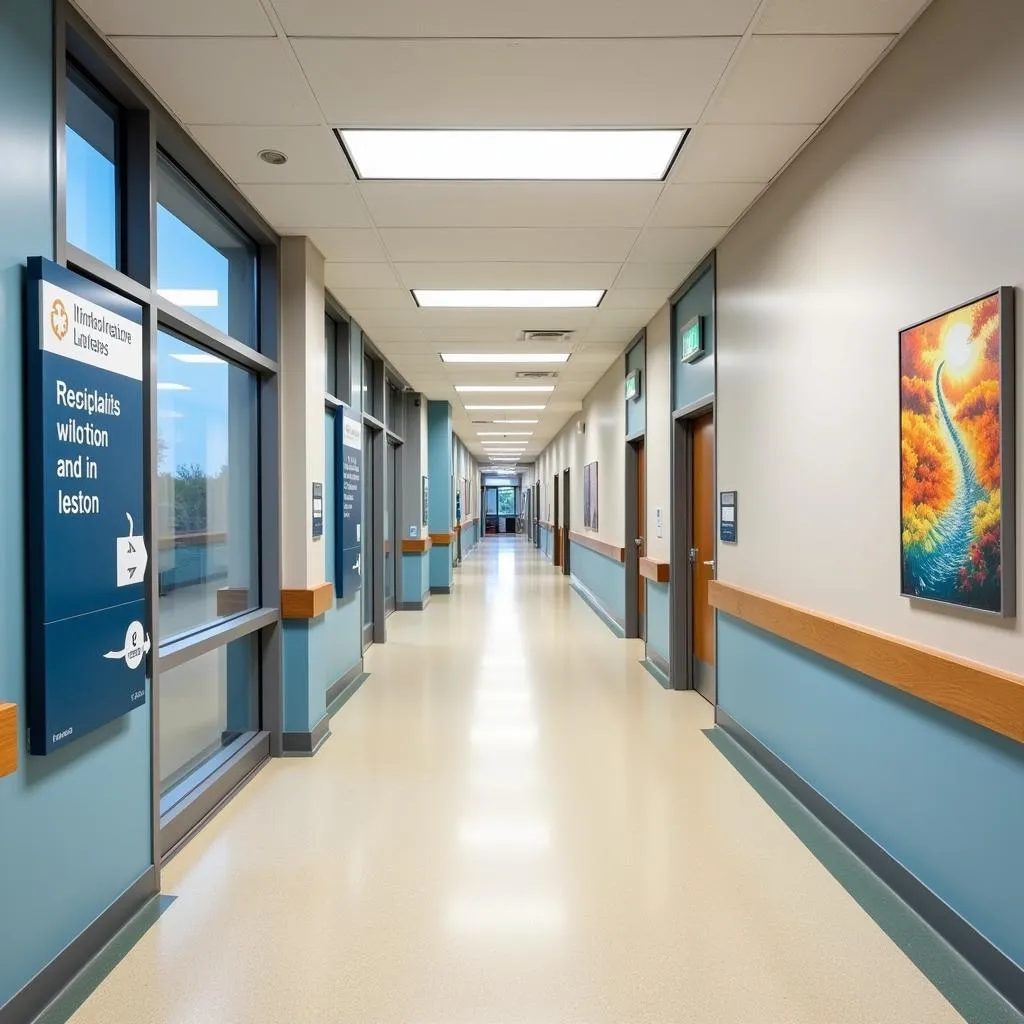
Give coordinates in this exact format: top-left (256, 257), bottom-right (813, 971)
top-left (718, 613), bottom-right (1024, 970)
top-left (0, 1), bottom-right (152, 1009)
top-left (307, 594), bottom-right (361, 727)
top-left (570, 543), bottom-right (625, 625)
top-left (282, 621), bottom-right (310, 732)
top-left (672, 264), bottom-right (715, 412)
top-left (427, 401), bottom-right (453, 590)
top-left (625, 336), bottom-right (646, 437)
top-left (401, 552), bottom-right (429, 603)
top-left (539, 524), bottom-right (553, 560)
top-left (646, 580), bottom-right (670, 663)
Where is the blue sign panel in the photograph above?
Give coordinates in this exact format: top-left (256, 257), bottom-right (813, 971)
top-left (720, 490), bottom-right (737, 543)
top-left (26, 258), bottom-right (149, 755)
top-left (335, 409), bottom-right (363, 597)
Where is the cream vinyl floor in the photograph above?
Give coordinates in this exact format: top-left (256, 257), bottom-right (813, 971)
top-left (62, 537), bottom-right (984, 1024)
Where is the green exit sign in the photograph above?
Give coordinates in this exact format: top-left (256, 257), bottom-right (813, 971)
top-left (625, 369), bottom-right (641, 401)
top-left (679, 315), bottom-right (704, 363)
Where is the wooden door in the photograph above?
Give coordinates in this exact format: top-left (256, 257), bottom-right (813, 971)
top-left (637, 440), bottom-right (647, 637)
top-left (562, 469), bottom-right (571, 576)
top-left (553, 475), bottom-right (561, 566)
top-left (692, 413), bottom-right (716, 703)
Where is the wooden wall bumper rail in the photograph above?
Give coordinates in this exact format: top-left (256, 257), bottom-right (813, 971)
top-left (430, 532), bottom-right (455, 546)
top-left (639, 557), bottom-right (670, 583)
top-left (709, 580), bottom-right (1024, 745)
top-left (0, 703), bottom-right (16, 778)
top-left (281, 581), bottom-right (335, 620)
top-left (568, 531), bottom-right (625, 563)
top-left (402, 537), bottom-right (432, 554)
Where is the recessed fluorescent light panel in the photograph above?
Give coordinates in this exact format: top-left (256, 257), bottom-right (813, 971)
top-left (465, 405), bottom-right (546, 411)
top-left (440, 353), bottom-right (570, 364)
top-left (337, 129), bottom-right (686, 181)
top-left (456, 386), bottom-right (554, 393)
top-left (478, 432), bottom-right (532, 436)
top-left (416, 290), bottom-right (602, 309)
top-left (492, 419), bottom-right (539, 424)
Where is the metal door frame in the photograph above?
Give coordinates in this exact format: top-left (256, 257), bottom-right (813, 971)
top-left (669, 397), bottom-right (715, 692)
top-left (624, 433), bottom-right (646, 638)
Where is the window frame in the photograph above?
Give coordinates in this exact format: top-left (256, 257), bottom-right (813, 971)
top-left (56, 2), bottom-right (283, 869)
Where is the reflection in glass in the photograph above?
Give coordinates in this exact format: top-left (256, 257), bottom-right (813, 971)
top-left (362, 426), bottom-right (375, 644)
top-left (157, 154), bottom-right (257, 345)
top-left (385, 441), bottom-right (396, 613)
top-left (156, 330), bottom-right (258, 641)
top-left (158, 634), bottom-right (258, 803)
top-left (65, 72), bottom-right (118, 267)
top-left (325, 314), bottom-right (338, 397)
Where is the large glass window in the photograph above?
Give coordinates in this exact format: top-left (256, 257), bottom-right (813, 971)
top-left (156, 330), bottom-right (259, 642)
top-left (325, 312), bottom-right (350, 399)
top-left (158, 633), bottom-right (259, 806)
top-left (65, 69), bottom-right (119, 267)
top-left (157, 154), bottom-right (257, 346)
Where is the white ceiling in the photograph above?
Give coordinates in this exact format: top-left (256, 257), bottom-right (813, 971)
top-left (75, 0), bottom-right (932, 466)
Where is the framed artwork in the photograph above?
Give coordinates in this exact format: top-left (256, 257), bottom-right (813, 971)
top-left (583, 461), bottom-right (599, 530)
top-left (899, 287), bottom-right (1015, 616)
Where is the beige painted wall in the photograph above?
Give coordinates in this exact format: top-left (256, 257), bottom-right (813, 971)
top-left (715, 0), bottom-right (1023, 673)
top-left (645, 303), bottom-right (671, 562)
top-left (535, 356), bottom-right (625, 546)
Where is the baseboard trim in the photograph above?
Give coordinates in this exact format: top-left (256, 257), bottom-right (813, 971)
top-left (715, 707), bottom-right (1024, 1015)
top-left (282, 711), bottom-right (331, 756)
top-left (570, 578), bottom-right (625, 638)
top-left (397, 597), bottom-right (429, 611)
top-left (325, 662), bottom-right (364, 708)
top-left (641, 655), bottom-right (671, 689)
top-left (327, 671), bottom-right (369, 720)
top-left (430, 585), bottom-right (452, 595)
top-left (0, 866), bottom-right (158, 1024)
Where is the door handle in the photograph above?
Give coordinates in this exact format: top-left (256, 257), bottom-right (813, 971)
top-left (703, 560), bottom-right (716, 572)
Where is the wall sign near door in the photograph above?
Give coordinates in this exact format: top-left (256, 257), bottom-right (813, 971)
top-left (336, 410), bottom-right (363, 597)
top-left (25, 258), bottom-right (149, 754)
top-left (720, 491), bottom-right (737, 543)
top-left (312, 481), bottom-right (323, 538)
top-left (625, 368), bottom-right (641, 401)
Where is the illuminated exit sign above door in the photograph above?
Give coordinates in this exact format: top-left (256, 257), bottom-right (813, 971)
top-left (678, 315), bottom-right (705, 364)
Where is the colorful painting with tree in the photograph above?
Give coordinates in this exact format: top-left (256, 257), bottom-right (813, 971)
top-left (899, 291), bottom-right (1009, 613)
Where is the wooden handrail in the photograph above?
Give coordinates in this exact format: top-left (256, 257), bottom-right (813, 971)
top-left (709, 580), bottom-right (1024, 745)
top-left (281, 582), bottom-right (335, 620)
top-left (568, 531), bottom-right (625, 563)
top-left (639, 557), bottom-right (670, 583)
top-left (402, 538), bottom-right (432, 553)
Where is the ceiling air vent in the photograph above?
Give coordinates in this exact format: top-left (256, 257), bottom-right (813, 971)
top-left (521, 330), bottom-right (574, 343)
top-left (515, 370), bottom-right (559, 380)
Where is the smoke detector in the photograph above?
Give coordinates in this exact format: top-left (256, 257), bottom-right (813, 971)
top-left (521, 330), bottom-right (574, 343)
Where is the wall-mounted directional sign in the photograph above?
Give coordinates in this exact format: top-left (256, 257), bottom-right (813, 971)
top-left (335, 409), bottom-right (363, 598)
top-left (25, 258), bottom-right (149, 755)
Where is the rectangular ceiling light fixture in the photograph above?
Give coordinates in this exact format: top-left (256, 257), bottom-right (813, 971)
top-left (455, 385), bottom-right (554, 393)
top-left (478, 431), bottom-right (532, 436)
top-left (440, 353), bottom-right (570, 364)
top-left (415, 290), bottom-right (603, 309)
top-left (464, 405), bottom-right (546, 411)
top-left (492, 419), bottom-right (539, 424)
top-left (337, 129), bottom-right (686, 181)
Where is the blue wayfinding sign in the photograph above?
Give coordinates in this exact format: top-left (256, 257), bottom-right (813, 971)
top-left (335, 408), bottom-right (363, 598)
top-left (26, 258), bottom-right (150, 755)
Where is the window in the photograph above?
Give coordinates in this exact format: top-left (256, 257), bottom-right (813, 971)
top-left (363, 351), bottom-right (378, 418)
top-left (156, 330), bottom-right (259, 642)
top-left (65, 68), bottom-right (119, 267)
top-left (386, 381), bottom-right (403, 435)
top-left (497, 488), bottom-right (517, 516)
top-left (157, 154), bottom-right (257, 346)
top-left (325, 312), bottom-right (350, 399)
top-left (158, 633), bottom-right (259, 807)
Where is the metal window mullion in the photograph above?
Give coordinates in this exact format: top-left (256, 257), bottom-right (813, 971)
top-left (156, 298), bottom-right (278, 376)
top-left (156, 607), bottom-right (280, 672)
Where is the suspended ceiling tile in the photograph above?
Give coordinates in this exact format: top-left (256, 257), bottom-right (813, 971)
top-left (272, 0), bottom-right (761, 37)
top-left (292, 37), bottom-right (738, 126)
top-left (629, 226), bottom-right (724, 263)
top-left (352, 327), bottom-right (428, 344)
top-left (379, 228), bottom-right (638, 264)
top-left (332, 288), bottom-right (415, 310)
top-left (755, 0), bottom-right (930, 34)
top-left (239, 183), bottom-right (371, 229)
top-left (342, 307), bottom-right (427, 329)
top-left (188, 125), bottom-right (353, 185)
top-left (649, 181), bottom-right (764, 227)
top-left (422, 327), bottom-right (530, 344)
top-left (393, 262), bottom-right (621, 290)
top-left (324, 263), bottom-right (403, 290)
top-left (614, 262), bottom-right (695, 290)
top-left (111, 37), bottom-right (322, 125)
top-left (704, 34), bottom-right (893, 124)
top-left (413, 308), bottom-right (598, 330)
top-left (670, 123), bottom-right (817, 182)
top-left (76, 0), bottom-right (274, 35)
top-left (358, 182), bottom-right (663, 229)
top-left (304, 228), bottom-right (388, 263)
top-left (600, 288), bottom-right (671, 311)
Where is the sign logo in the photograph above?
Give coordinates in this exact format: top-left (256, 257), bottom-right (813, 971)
top-left (50, 299), bottom-right (69, 341)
